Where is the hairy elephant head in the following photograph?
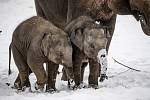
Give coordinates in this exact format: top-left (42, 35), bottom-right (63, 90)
top-left (79, 0), bottom-right (114, 21)
top-left (65, 16), bottom-right (107, 59)
top-left (108, 0), bottom-right (150, 36)
top-left (41, 32), bottom-right (74, 79)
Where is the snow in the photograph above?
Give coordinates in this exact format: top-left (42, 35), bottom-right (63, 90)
top-left (0, 0), bottom-right (150, 100)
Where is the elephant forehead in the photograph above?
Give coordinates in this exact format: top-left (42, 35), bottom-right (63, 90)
top-left (85, 28), bottom-right (105, 38)
top-left (80, 0), bottom-right (102, 8)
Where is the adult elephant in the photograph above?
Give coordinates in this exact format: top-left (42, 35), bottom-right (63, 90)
top-left (34, 0), bottom-right (116, 51)
top-left (34, 0), bottom-right (116, 88)
top-left (108, 0), bottom-right (150, 36)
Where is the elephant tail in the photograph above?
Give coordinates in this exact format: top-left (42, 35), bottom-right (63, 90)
top-left (8, 43), bottom-right (12, 75)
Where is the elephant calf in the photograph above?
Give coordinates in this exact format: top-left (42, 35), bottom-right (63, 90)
top-left (62, 16), bottom-right (108, 89)
top-left (9, 16), bottom-right (74, 92)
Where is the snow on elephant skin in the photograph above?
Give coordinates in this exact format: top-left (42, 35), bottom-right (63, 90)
top-left (0, 0), bottom-right (150, 100)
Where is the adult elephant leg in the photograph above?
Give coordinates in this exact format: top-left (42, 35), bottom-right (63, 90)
top-left (12, 45), bottom-right (30, 90)
top-left (34, 0), bottom-right (68, 29)
top-left (34, 0), bottom-right (46, 19)
top-left (46, 61), bottom-right (59, 92)
top-left (88, 59), bottom-right (99, 89)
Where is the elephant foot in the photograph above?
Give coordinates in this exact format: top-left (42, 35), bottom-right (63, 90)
top-left (34, 82), bottom-right (45, 92)
top-left (12, 82), bottom-right (22, 90)
top-left (12, 80), bottom-right (31, 91)
top-left (46, 87), bottom-right (58, 93)
top-left (71, 83), bottom-right (88, 90)
top-left (88, 84), bottom-right (99, 89)
top-left (12, 85), bottom-right (31, 92)
top-left (68, 79), bottom-right (75, 89)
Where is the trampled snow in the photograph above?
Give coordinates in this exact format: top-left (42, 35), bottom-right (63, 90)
top-left (0, 0), bottom-right (150, 100)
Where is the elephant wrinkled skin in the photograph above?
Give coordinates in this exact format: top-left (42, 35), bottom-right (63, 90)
top-left (34, 0), bottom-right (116, 50)
top-left (9, 16), bottom-right (73, 92)
top-left (34, 0), bottom-right (116, 88)
top-left (63, 16), bottom-right (108, 89)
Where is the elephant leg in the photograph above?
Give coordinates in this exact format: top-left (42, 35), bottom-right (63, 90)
top-left (88, 58), bottom-right (99, 89)
top-left (72, 45), bottom-right (84, 89)
top-left (73, 60), bottom-right (82, 88)
top-left (34, 0), bottom-right (46, 19)
top-left (28, 62), bottom-right (47, 91)
top-left (61, 68), bottom-right (68, 81)
top-left (14, 68), bottom-right (32, 90)
top-left (14, 74), bottom-right (21, 89)
top-left (46, 61), bottom-right (59, 93)
top-left (12, 45), bottom-right (30, 90)
top-left (81, 62), bottom-right (88, 82)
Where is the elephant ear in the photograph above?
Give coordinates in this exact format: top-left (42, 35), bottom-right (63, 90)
top-left (65, 16), bottom-right (94, 50)
top-left (41, 33), bottom-right (52, 56)
top-left (70, 28), bottom-right (84, 50)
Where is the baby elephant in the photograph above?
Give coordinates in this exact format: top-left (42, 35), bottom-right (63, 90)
top-left (9, 16), bottom-right (74, 92)
top-left (62, 16), bottom-right (108, 89)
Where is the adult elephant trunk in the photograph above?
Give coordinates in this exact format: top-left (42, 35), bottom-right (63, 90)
top-left (108, 0), bottom-right (150, 36)
top-left (130, 0), bottom-right (150, 36)
top-left (141, 11), bottom-right (150, 36)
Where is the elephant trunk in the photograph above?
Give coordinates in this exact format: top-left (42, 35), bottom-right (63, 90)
top-left (62, 47), bottom-right (74, 80)
top-left (140, 11), bottom-right (150, 36)
top-left (130, 0), bottom-right (150, 36)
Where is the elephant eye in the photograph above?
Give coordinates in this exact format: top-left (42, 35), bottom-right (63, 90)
top-left (80, 28), bottom-right (84, 33)
top-left (75, 28), bottom-right (84, 34)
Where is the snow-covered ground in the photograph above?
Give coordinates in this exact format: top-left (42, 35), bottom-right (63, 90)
top-left (0, 0), bottom-right (150, 100)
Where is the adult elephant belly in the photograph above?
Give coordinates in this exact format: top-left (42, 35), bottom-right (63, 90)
top-left (34, 0), bottom-right (68, 29)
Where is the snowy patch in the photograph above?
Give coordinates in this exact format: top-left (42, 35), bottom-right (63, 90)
top-left (0, 0), bottom-right (150, 100)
